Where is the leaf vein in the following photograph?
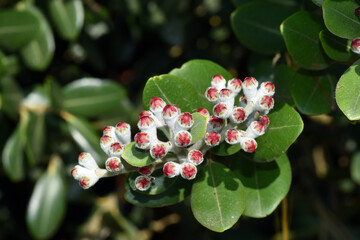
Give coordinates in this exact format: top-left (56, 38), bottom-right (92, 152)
top-left (209, 161), bottom-right (225, 229)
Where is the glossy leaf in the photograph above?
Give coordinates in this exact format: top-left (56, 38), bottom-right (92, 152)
top-left (280, 11), bottom-right (332, 70)
top-left (273, 64), bottom-right (295, 105)
top-left (0, 76), bottom-right (22, 119)
top-left (26, 156), bottom-right (66, 240)
top-left (231, 1), bottom-right (297, 54)
top-left (61, 111), bottom-right (104, 161)
top-left (169, 59), bottom-right (232, 111)
top-left (213, 103), bottom-right (303, 161)
top-left (22, 110), bottom-right (46, 166)
top-left (323, 0), bottom-right (360, 39)
top-left (190, 113), bottom-right (207, 144)
top-left (124, 177), bottom-right (191, 207)
top-left (351, 152), bottom-right (360, 185)
top-left (191, 161), bottom-right (245, 232)
top-left (336, 59), bottom-right (360, 120)
top-left (48, 0), bottom-right (84, 40)
top-left (319, 29), bottom-right (357, 62)
top-left (121, 142), bottom-right (155, 167)
top-left (0, 10), bottom-right (40, 51)
top-left (1, 126), bottom-right (24, 182)
top-left (128, 169), bottom-right (176, 195)
top-left (232, 154), bottom-right (291, 217)
top-left (143, 74), bottom-right (202, 113)
top-left (63, 78), bottom-right (126, 117)
top-left (20, 3), bottom-right (55, 71)
top-left (291, 70), bottom-right (335, 115)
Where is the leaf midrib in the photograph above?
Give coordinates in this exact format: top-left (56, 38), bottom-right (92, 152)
top-left (208, 161), bottom-right (225, 229)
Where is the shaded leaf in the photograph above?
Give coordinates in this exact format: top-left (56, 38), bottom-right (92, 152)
top-left (0, 76), bottom-right (22, 119)
top-left (169, 59), bottom-right (232, 111)
top-left (336, 59), bottom-right (360, 120)
top-left (280, 11), bottom-right (332, 70)
top-left (143, 74), bottom-right (202, 113)
top-left (319, 29), bottom-right (357, 62)
top-left (351, 152), bottom-right (360, 185)
top-left (0, 10), bottom-right (40, 51)
top-left (191, 161), bottom-right (245, 232)
top-left (190, 113), bottom-right (207, 144)
top-left (232, 154), bottom-right (291, 217)
top-left (121, 142), bottom-right (154, 167)
top-left (291, 70), bottom-right (335, 115)
top-left (1, 125), bottom-right (24, 182)
top-left (273, 64), bottom-right (295, 105)
top-left (323, 0), bottom-right (360, 39)
top-left (26, 156), bottom-right (66, 240)
top-left (124, 176), bottom-right (191, 207)
top-left (20, 3), bottom-right (55, 71)
top-left (45, 76), bottom-right (63, 112)
top-left (63, 78), bottom-right (127, 117)
top-left (48, 0), bottom-right (84, 40)
top-left (231, 1), bottom-right (297, 54)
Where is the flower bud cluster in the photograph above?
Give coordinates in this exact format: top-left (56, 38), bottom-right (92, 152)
top-left (205, 75), bottom-right (274, 153)
top-left (71, 121), bottom-right (131, 189)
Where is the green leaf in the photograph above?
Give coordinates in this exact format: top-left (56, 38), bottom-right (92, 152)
top-left (0, 10), bottom-right (40, 51)
top-left (128, 169), bottom-right (176, 195)
top-left (280, 11), bottom-right (332, 70)
top-left (0, 76), bottom-right (22, 119)
top-left (231, 1), bottom-right (297, 54)
top-left (124, 176), bottom-right (191, 207)
top-left (351, 152), bottom-right (360, 185)
top-left (319, 29), bottom-right (357, 62)
top-left (232, 154), bottom-right (291, 217)
top-left (291, 70), bottom-right (335, 115)
top-left (21, 110), bottom-right (46, 166)
top-left (45, 77), bottom-right (63, 112)
top-left (20, 3), bottom-right (55, 71)
top-left (191, 161), bottom-right (245, 232)
top-left (323, 0), bottom-right (360, 39)
top-left (61, 111), bottom-right (104, 162)
top-left (213, 103), bottom-right (303, 161)
top-left (63, 78), bottom-right (127, 117)
top-left (190, 113), bottom-right (207, 144)
top-left (121, 142), bottom-right (155, 167)
top-left (169, 59), bottom-right (232, 111)
top-left (48, 0), bottom-right (84, 40)
top-left (26, 156), bottom-right (66, 240)
top-left (240, 103), bottom-right (303, 162)
top-left (248, 53), bottom-right (274, 83)
top-left (143, 74), bottom-right (202, 112)
top-left (1, 125), bottom-right (24, 182)
top-left (336, 59), bottom-right (360, 120)
top-left (312, 0), bottom-right (324, 6)
top-left (273, 64), bottom-right (295, 105)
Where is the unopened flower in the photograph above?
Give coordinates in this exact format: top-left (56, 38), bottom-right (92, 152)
top-left (230, 107), bottom-right (247, 124)
top-left (188, 150), bottom-right (204, 165)
top-left (174, 130), bottom-right (192, 147)
top-left (134, 132), bottom-right (151, 149)
top-left (150, 96), bottom-right (166, 113)
top-left (351, 38), bottom-right (360, 54)
top-left (225, 129), bottom-right (240, 144)
top-left (211, 75), bottom-right (226, 90)
top-left (205, 87), bottom-right (219, 102)
top-left (150, 142), bottom-right (168, 159)
top-left (105, 157), bottom-right (123, 172)
top-left (207, 116), bottom-right (224, 132)
top-left (78, 152), bottom-right (98, 170)
top-left (135, 175), bottom-right (153, 191)
top-left (240, 138), bottom-right (258, 153)
top-left (163, 161), bottom-right (180, 178)
top-left (242, 77), bottom-right (258, 101)
top-left (197, 108), bottom-right (210, 118)
top-left (139, 164), bottom-right (154, 176)
top-left (213, 102), bottom-right (229, 118)
top-left (204, 132), bottom-right (221, 146)
top-left (177, 112), bottom-right (194, 129)
top-left (181, 163), bottom-right (197, 180)
top-left (227, 78), bottom-right (242, 93)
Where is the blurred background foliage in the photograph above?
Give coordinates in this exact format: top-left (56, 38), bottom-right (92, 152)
top-left (0, 0), bottom-right (360, 239)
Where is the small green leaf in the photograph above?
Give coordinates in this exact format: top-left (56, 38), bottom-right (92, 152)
top-left (0, 76), bottom-right (22, 119)
top-left (45, 77), bottom-right (63, 112)
top-left (124, 176), bottom-right (191, 207)
top-left (319, 29), bottom-right (357, 62)
top-left (61, 111), bottom-right (104, 162)
top-left (190, 113), bottom-right (207, 144)
top-left (323, 0), bottom-right (360, 39)
top-left (351, 152), bottom-right (360, 185)
top-left (291, 70), bottom-right (335, 115)
top-left (280, 11), bottom-right (332, 70)
top-left (121, 142), bottom-right (154, 167)
top-left (273, 64), bottom-right (295, 105)
top-left (191, 161), bottom-right (245, 232)
top-left (143, 74), bottom-right (202, 113)
top-left (20, 3), bottom-right (55, 71)
top-left (26, 156), bottom-right (66, 240)
top-left (239, 103), bottom-right (303, 162)
top-left (232, 154), bottom-right (291, 217)
top-left (169, 59), bottom-right (232, 111)
top-left (48, 0), bottom-right (84, 40)
top-left (336, 59), bottom-right (360, 120)
top-left (1, 125), bottom-right (24, 182)
top-left (0, 10), bottom-right (40, 51)
top-left (231, 1), bottom-right (298, 54)
top-left (63, 78), bottom-right (127, 117)
top-left (128, 169), bottom-right (176, 195)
